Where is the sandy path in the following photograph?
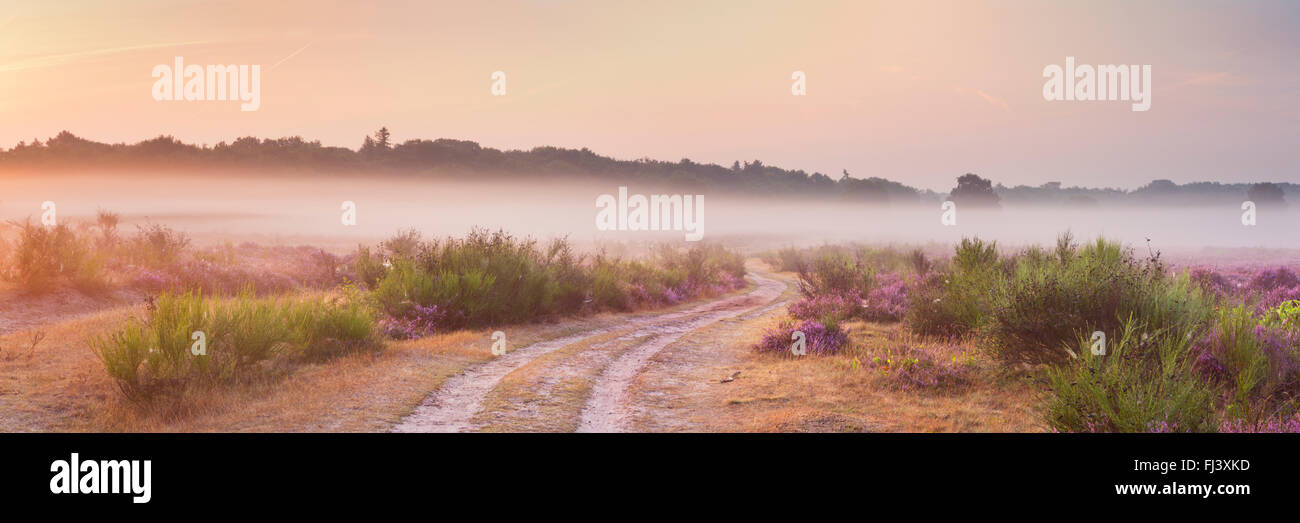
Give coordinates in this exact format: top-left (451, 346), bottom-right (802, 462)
top-left (575, 273), bottom-right (786, 432)
top-left (391, 273), bottom-right (786, 433)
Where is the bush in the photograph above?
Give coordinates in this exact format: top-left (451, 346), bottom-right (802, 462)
top-left (953, 237), bottom-right (998, 273)
top-left (351, 245), bottom-right (387, 288)
top-left (130, 223), bottom-right (190, 268)
top-left (767, 247), bottom-right (803, 272)
top-left (1247, 266), bottom-right (1299, 293)
top-left (6, 219), bottom-right (98, 293)
top-left (365, 229), bottom-right (746, 335)
top-left (861, 272), bottom-right (908, 321)
top-left (796, 252), bottom-right (872, 299)
top-left (1193, 305), bottom-right (1300, 422)
top-left (984, 238), bottom-right (1211, 364)
top-left (867, 344), bottom-right (974, 391)
top-left (904, 268), bottom-right (995, 338)
top-left (1045, 277), bottom-right (1300, 432)
top-left (1043, 318), bottom-right (1217, 432)
top-left (788, 293), bottom-right (859, 325)
top-left (90, 290), bottom-right (378, 401)
top-left (753, 317), bottom-right (848, 356)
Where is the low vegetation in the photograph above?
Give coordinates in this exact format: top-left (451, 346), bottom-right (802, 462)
top-left (356, 229), bottom-right (747, 338)
top-left (90, 289), bottom-right (378, 402)
top-left (10, 218), bottom-right (748, 408)
top-left (759, 234), bottom-right (1300, 432)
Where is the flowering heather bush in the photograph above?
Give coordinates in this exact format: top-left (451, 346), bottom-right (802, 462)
top-left (131, 268), bottom-right (180, 293)
top-left (1254, 285), bottom-right (1300, 315)
top-left (129, 259), bottom-right (298, 295)
top-left (753, 318), bottom-right (848, 356)
top-left (379, 304), bottom-right (449, 340)
top-left (788, 293), bottom-right (859, 324)
top-left (1192, 306), bottom-right (1300, 413)
top-left (714, 270), bottom-right (746, 292)
top-left (867, 345), bottom-right (973, 391)
top-left (1220, 413), bottom-right (1300, 433)
top-left (1188, 267), bottom-right (1234, 298)
top-left (1247, 266), bottom-right (1300, 293)
top-left (626, 283), bottom-right (652, 306)
top-left (660, 286), bottom-right (684, 305)
top-left (861, 272), bottom-right (908, 322)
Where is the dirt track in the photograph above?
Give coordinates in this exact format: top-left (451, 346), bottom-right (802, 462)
top-left (392, 271), bottom-right (789, 433)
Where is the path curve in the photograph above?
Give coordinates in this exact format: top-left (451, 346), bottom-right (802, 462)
top-left (576, 273), bottom-right (786, 432)
top-left (392, 272), bottom-right (786, 433)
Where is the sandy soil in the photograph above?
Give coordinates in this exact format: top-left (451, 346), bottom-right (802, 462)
top-left (392, 273), bottom-right (784, 432)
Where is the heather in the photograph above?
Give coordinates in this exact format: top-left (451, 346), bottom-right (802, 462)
top-left (752, 317), bottom-right (849, 356)
top-left (765, 234), bottom-right (1300, 432)
top-left (865, 344), bottom-right (974, 391)
top-left (788, 293), bottom-right (859, 324)
top-left (766, 243), bottom-right (929, 326)
top-left (861, 272), bottom-right (908, 321)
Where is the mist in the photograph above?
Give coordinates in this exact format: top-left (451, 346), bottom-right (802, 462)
top-left (2, 170), bottom-right (1297, 260)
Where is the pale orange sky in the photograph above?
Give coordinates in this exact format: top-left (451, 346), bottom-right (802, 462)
top-left (1, 0), bottom-right (1296, 190)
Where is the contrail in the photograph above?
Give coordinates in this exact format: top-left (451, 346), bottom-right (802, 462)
top-left (0, 40), bottom-right (218, 73)
top-left (268, 41), bottom-right (312, 71)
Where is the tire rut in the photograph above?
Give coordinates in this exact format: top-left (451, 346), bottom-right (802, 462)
top-left (391, 273), bottom-right (785, 433)
top-left (576, 272), bottom-right (786, 433)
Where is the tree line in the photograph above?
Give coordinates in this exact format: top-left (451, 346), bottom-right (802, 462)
top-left (0, 129), bottom-right (1288, 208)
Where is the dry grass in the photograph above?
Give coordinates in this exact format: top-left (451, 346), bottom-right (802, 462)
top-left (0, 300), bottom-right (685, 432)
top-left (627, 268), bottom-right (1047, 433)
top-left (0, 281), bottom-right (758, 432)
top-left (1, 263), bottom-right (1045, 433)
top-left (718, 325), bottom-right (1045, 432)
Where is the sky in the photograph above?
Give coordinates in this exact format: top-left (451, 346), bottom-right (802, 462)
top-left (0, 0), bottom-right (1296, 191)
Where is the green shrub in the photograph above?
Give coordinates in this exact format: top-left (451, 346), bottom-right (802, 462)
top-left (1196, 305), bottom-right (1300, 424)
top-left (90, 290), bottom-right (378, 401)
top-left (985, 237), bottom-right (1211, 364)
top-left (1043, 318), bottom-right (1217, 432)
top-left (130, 223), bottom-right (190, 268)
top-left (351, 245), bottom-right (388, 288)
top-left (364, 229), bottom-right (747, 330)
top-left (903, 238), bottom-right (1002, 338)
top-left (7, 219), bottom-right (97, 293)
top-left (797, 252), bottom-right (872, 298)
top-left (1261, 299), bottom-right (1300, 329)
top-left (904, 270), bottom-right (993, 338)
top-left (590, 262), bottom-right (628, 311)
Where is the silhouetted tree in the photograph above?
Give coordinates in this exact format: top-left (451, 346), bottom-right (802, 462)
top-left (1248, 182), bottom-right (1287, 208)
top-left (948, 173), bottom-right (1000, 208)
